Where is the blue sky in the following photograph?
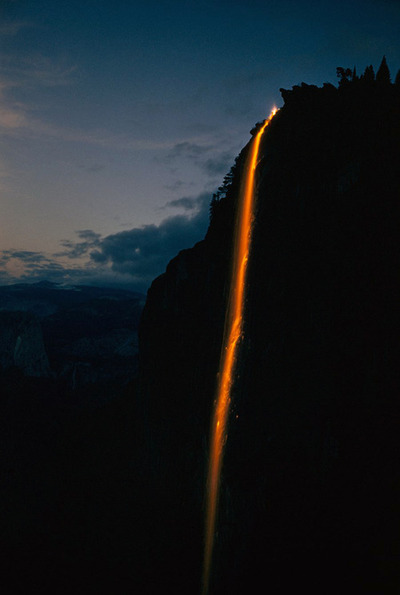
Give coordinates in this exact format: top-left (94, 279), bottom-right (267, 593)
top-left (1, 0), bottom-right (400, 290)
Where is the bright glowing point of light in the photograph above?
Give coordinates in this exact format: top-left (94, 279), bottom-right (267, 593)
top-left (202, 107), bottom-right (278, 595)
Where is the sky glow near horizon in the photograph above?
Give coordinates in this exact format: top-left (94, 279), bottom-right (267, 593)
top-left (1, 0), bottom-right (400, 290)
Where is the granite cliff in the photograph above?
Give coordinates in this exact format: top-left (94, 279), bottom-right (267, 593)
top-left (138, 74), bottom-right (400, 593)
top-left (0, 310), bottom-right (50, 377)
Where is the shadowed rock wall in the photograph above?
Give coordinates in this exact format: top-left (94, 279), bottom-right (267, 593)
top-left (138, 80), bottom-right (400, 593)
top-left (0, 311), bottom-right (50, 377)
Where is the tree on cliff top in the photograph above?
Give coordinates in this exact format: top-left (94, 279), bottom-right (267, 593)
top-left (336, 67), bottom-right (352, 87)
top-left (362, 65), bottom-right (375, 83)
top-left (376, 55), bottom-right (391, 84)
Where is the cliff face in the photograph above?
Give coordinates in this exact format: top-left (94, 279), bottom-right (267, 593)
top-left (138, 81), bottom-right (400, 593)
top-left (0, 311), bottom-right (50, 377)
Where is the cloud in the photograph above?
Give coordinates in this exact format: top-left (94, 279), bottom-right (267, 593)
top-left (76, 229), bottom-right (102, 241)
top-left (167, 141), bottom-right (213, 161)
top-left (163, 179), bottom-right (188, 193)
top-left (164, 196), bottom-right (201, 210)
top-left (90, 192), bottom-right (211, 288)
top-left (201, 151), bottom-right (234, 177)
top-left (0, 193), bottom-right (212, 291)
top-left (164, 137), bottom-right (236, 183)
top-left (0, 250), bottom-right (48, 264)
top-left (55, 229), bottom-right (101, 259)
top-left (0, 249), bottom-right (81, 285)
top-left (0, 247), bottom-right (125, 288)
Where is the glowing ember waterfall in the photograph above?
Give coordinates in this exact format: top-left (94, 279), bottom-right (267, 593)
top-left (202, 108), bottom-right (278, 595)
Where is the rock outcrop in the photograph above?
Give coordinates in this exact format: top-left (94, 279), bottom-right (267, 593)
top-left (0, 311), bottom-right (50, 377)
top-left (138, 79), bottom-right (400, 593)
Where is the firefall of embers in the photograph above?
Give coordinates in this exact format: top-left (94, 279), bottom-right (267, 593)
top-left (202, 111), bottom-right (276, 595)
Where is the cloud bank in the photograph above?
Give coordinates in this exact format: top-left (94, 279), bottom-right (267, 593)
top-left (0, 192), bottom-right (211, 291)
top-left (91, 194), bottom-right (209, 287)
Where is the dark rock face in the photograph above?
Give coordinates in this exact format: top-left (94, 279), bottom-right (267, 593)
top-left (0, 311), bottom-right (50, 377)
top-left (139, 82), bottom-right (400, 593)
top-left (219, 83), bottom-right (400, 594)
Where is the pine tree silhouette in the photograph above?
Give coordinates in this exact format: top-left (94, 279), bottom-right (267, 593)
top-left (362, 65), bottom-right (375, 83)
top-left (376, 55), bottom-right (391, 84)
top-left (336, 67), bottom-right (352, 87)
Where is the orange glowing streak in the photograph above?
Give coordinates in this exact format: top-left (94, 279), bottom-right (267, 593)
top-left (202, 108), bottom-right (278, 595)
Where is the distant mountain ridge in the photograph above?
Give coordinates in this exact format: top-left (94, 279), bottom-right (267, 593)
top-left (0, 281), bottom-right (144, 317)
top-left (0, 281), bottom-right (145, 387)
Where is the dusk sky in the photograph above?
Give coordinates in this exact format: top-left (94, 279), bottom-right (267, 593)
top-left (1, 0), bottom-right (400, 291)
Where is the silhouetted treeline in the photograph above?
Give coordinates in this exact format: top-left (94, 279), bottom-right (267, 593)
top-left (211, 57), bottom-right (399, 230)
top-left (337, 56), bottom-right (396, 87)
